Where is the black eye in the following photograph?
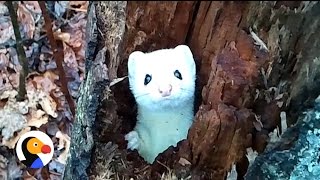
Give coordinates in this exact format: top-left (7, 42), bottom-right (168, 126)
top-left (34, 143), bottom-right (38, 147)
top-left (174, 70), bottom-right (182, 80)
top-left (144, 74), bottom-right (152, 85)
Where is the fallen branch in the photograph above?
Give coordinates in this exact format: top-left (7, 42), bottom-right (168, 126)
top-left (6, 1), bottom-right (28, 101)
top-left (38, 1), bottom-right (76, 118)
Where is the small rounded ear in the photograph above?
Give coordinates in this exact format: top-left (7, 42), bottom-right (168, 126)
top-left (128, 51), bottom-right (144, 75)
top-left (174, 45), bottom-right (195, 69)
top-left (174, 45), bottom-right (194, 61)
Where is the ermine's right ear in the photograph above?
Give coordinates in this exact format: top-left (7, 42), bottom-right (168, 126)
top-left (128, 51), bottom-right (144, 74)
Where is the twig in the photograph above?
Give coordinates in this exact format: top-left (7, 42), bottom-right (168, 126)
top-left (6, 1), bottom-right (28, 101)
top-left (38, 1), bottom-right (76, 118)
top-left (67, 7), bottom-right (87, 13)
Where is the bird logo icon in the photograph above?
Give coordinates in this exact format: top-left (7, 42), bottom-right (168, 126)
top-left (16, 131), bottom-right (54, 169)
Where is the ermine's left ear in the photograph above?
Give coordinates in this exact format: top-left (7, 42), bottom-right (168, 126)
top-left (174, 45), bottom-right (195, 69)
top-left (128, 51), bottom-right (144, 76)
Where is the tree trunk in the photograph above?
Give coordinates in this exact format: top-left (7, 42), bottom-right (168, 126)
top-left (64, 1), bottom-right (320, 180)
top-left (245, 97), bottom-right (320, 179)
top-left (63, 3), bottom-right (110, 179)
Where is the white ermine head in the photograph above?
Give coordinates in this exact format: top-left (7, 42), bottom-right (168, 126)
top-left (127, 45), bottom-right (196, 111)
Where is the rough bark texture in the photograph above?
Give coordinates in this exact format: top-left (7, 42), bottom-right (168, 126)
top-left (65, 1), bottom-right (320, 180)
top-left (245, 96), bottom-right (320, 179)
top-left (185, 37), bottom-right (267, 179)
top-left (64, 3), bottom-right (110, 179)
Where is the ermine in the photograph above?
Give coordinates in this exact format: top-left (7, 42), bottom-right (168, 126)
top-left (125, 45), bottom-right (196, 163)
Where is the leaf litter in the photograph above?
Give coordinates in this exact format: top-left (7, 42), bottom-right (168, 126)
top-left (0, 1), bottom-right (89, 179)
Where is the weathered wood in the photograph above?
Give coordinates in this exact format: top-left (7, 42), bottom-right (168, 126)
top-left (65, 1), bottom-right (320, 180)
top-left (186, 35), bottom-right (267, 179)
top-left (63, 2), bottom-right (109, 179)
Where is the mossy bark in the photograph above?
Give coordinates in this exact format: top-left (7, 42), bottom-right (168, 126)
top-left (245, 97), bottom-right (320, 179)
top-left (63, 3), bottom-right (110, 180)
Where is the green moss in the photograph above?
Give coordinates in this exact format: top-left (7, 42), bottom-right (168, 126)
top-left (290, 122), bottom-right (320, 179)
top-left (245, 96), bottom-right (320, 179)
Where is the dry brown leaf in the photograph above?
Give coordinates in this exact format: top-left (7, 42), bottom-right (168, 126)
top-left (17, 3), bottom-right (35, 38)
top-left (0, 89), bottom-right (29, 115)
top-left (55, 130), bottom-right (71, 164)
top-left (0, 2), bottom-right (8, 15)
top-left (54, 1), bottom-right (69, 17)
top-left (51, 89), bottom-right (67, 113)
top-left (38, 92), bottom-right (58, 118)
top-left (32, 74), bottom-right (58, 93)
top-left (2, 127), bottom-right (31, 149)
top-left (0, 73), bottom-right (12, 92)
top-left (0, 108), bottom-right (26, 140)
top-left (43, 70), bottom-right (59, 82)
top-left (8, 72), bottom-right (19, 89)
top-left (68, 1), bottom-right (88, 12)
top-left (15, 101), bottom-right (29, 115)
top-left (68, 12), bottom-right (86, 48)
top-left (24, 45), bottom-right (34, 58)
top-left (39, 54), bottom-right (57, 72)
top-left (6, 47), bottom-right (19, 72)
top-left (69, 1), bottom-right (88, 8)
top-left (48, 160), bottom-right (65, 178)
top-left (0, 154), bottom-right (8, 180)
top-left (0, 17), bottom-right (14, 44)
top-left (49, 173), bottom-right (63, 180)
top-left (0, 53), bottom-right (9, 70)
top-left (0, 89), bottom-right (17, 100)
top-left (68, 29), bottom-right (82, 48)
top-left (54, 29), bottom-right (71, 43)
top-left (63, 42), bottom-right (77, 69)
top-left (24, 1), bottom-right (41, 14)
top-left (23, 170), bottom-right (38, 180)
top-left (69, 12), bottom-right (87, 30)
top-left (0, 153), bottom-right (8, 168)
top-left (76, 41), bottom-right (85, 61)
top-left (26, 87), bottom-right (58, 118)
top-left (26, 109), bottom-right (48, 128)
top-left (7, 156), bottom-right (23, 180)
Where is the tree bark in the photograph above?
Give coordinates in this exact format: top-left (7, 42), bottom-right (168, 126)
top-left (245, 97), bottom-right (320, 179)
top-left (64, 3), bottom-right (110, 179)
top-left (65, 1), bottom-right (320, 180)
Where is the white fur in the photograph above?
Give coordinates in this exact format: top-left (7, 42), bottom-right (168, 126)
top-left (125, 45), bottom-right (196, 163)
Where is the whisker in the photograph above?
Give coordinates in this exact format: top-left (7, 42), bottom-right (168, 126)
top-left (135, 93), bottom-right (150, 99)
top-left (179, 88), bottom-right (195, 93)
top-left (134, 88), bottom-right (193, 99)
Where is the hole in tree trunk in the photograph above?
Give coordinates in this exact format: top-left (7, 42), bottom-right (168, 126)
top-left (93, 50), bottom-right (204, 178)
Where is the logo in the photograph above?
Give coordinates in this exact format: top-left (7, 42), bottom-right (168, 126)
top-left (16, 131), bottom-right (54, 169)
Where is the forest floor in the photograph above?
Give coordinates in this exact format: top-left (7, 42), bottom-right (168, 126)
top-left (0, 1), bottom-right (88, 179)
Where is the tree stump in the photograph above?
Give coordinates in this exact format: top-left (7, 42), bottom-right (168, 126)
top-left (64, 1), bottom-right (320, 180)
